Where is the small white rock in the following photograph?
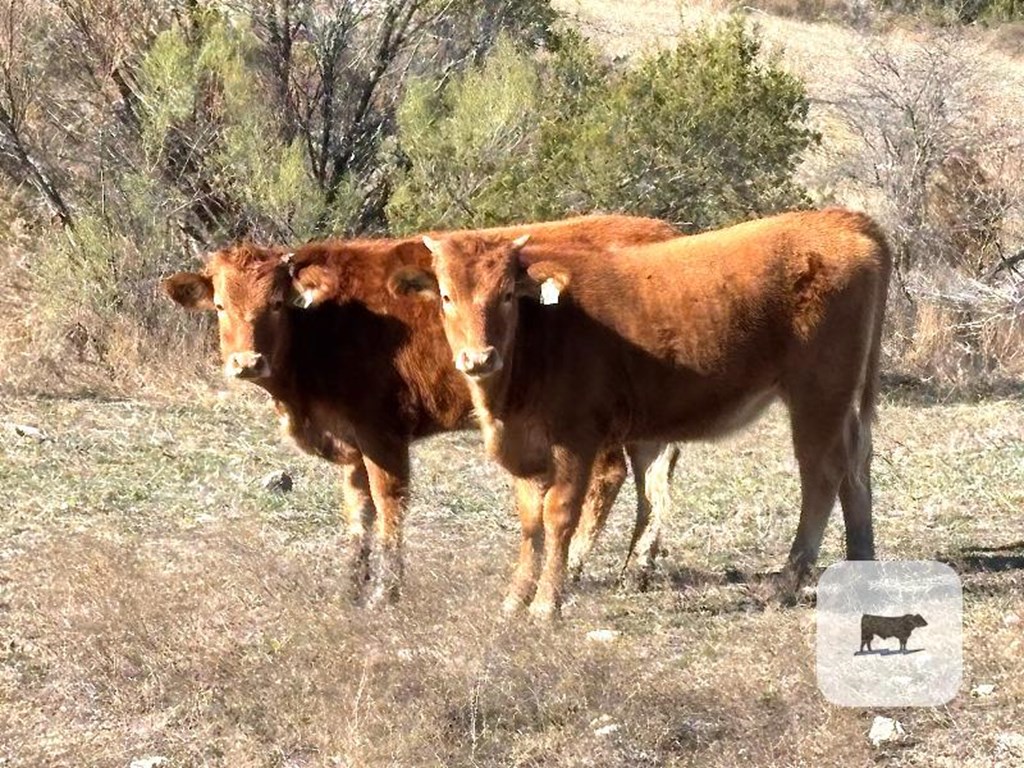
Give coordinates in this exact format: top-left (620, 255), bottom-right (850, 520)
top-left (971, 683), bottom-right (996, 697)
top-left (1002, 613), bottom-right (1020, 627)
top-left (997, 732), bottom-right (1024, 756)
top-left (9, 423), bottom-right (48, 441)
top-left (585, 629), bottom-right (620, 643)
top-left (594, 723), bottom-right (620, 737)
top-left (130, 758), bottom-right (169, 768)
top-left (868, 715), bottom-right (905, 747)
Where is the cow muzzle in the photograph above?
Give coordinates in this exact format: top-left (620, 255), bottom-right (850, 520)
top-left (225, 351), bottom-right (270, 380)
top-left (455, 347), bottom-right (502, 379)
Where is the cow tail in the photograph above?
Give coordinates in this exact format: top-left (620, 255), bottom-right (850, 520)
top-left (859, 225), bottom-right (893, 425)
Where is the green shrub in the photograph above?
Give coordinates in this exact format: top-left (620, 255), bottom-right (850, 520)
top-left (567, 20), bottom-right (817, 231)
top-left (386, 36), bottom-right (547, 231)
top-left (140, 17), bottom-right (354, 242)
top-left (388, 20), bottom-right (817, 235)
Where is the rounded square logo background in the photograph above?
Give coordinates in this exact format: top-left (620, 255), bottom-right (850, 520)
top-left (816, 561), bottom-right (962, 707)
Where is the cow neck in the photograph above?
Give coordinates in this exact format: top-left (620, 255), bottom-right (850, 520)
top-left (256, 338), bottom-right (305, 413)
top-left (463, 338), bottom-right (521, 457)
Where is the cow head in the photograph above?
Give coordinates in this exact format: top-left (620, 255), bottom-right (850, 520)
top-left (912, 614), bottom-right (928, 628)
top-left (163, 245), bottom-right (300, 383)
top-left (388, 233), bottom-right (570, 381)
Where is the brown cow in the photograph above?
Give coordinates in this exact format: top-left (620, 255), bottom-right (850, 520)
top-left (163, 215), bottom-right (678, 605)
top-left (391, 208), bottom-right (892, 619)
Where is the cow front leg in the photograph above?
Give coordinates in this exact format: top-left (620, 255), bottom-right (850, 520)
top-left (503, 477), bottom-right (546, 615)
top-left (362, 440), bottom-right (411, 607)
top-left (530, 447), bottom-right (594, 621)
top-left (339, 457), bottom-right (375, 602)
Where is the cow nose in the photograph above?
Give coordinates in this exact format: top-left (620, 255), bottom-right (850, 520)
top-left (456, 347), bottom-right (501, 378)
top-left (225, 351), bottom-right (268, 380)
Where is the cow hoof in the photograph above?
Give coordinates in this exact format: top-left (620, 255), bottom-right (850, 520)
top-left (771, 568), bottom-right (806, 607)
top-left (367, 584), bottom-right (400, 609)
top-left (631, 564), bottom-right (654, 593)
top-left (348, 582), bottom-right (368, 606)
top-left (501, 594), bottom-right (528, 617)
top-left (528, 601), bottom-right (561, 623)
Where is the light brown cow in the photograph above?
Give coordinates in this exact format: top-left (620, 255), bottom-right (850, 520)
top-left (392, 208), bottom-right (892, 619)
top-left (163, 215), bottom-right (679, 605)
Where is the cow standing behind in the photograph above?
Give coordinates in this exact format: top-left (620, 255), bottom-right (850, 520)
top-left (163, 215), bottom-right (678, 605)
top-left (391, 208), bottom-right (892, 619)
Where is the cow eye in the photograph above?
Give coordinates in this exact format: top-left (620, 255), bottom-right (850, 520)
top-left (441, 295), bottom-right (451, 305)
top-left (214, 302), bottom-right (224, 312)
top-left (270, 298), bottom-right (284, 311)
top-left (502, 291), bottom-right (513, 303)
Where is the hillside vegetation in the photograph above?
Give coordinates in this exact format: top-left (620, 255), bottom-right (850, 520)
top-left (0, 0), bottom-right (1021, 394)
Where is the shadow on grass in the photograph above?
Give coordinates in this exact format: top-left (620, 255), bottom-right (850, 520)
top-left (941, 541), bottom-right (1024, 574)
top-left (578, 563), bottom-right (821, 614)
top-left (853, 648), bottom-right (924, 657)
top-left (881, 372), bottom-right (1024, 407)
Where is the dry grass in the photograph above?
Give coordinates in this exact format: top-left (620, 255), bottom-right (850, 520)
top-left (1, 390), bottom-right (1022, 766)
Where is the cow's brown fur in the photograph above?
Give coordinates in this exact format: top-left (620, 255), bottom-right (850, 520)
top-left (403, 208), bottom-right (892, 619)
top-left (163, 215), bottom-right (678, 604)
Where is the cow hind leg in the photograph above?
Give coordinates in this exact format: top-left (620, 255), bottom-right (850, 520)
top-left (785, 399), bottom-right (855, 583)
top-left (838, 415), bottom-right (875, 561)
top-left (622, 442), bottom-right (679, 590)
top-left (567, 446), bottom-right (627, 582)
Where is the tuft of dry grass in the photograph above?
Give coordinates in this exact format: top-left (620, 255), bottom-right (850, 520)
top-left (1, 392), bottom-right (1022, 766)
top-left (885, 278), bottom-right (1024, 387)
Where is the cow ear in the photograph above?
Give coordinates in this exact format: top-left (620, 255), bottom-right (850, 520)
top-left (516, 259), bottom-right (571, 305)
top-left (388, 266), bottom-right (439, 300)
top-left (163, 272), bottom-right (215, 310)
top-left (287, 262), bottom-right (332, 309)
top-left (422, 235), bottom-right (444, 258)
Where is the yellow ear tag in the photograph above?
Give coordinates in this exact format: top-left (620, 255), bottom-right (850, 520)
top-left (540, 278), bottom-right (560, 305)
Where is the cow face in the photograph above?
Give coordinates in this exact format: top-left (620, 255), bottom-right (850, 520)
top-left (390, 234), bottom-right (570, 381)
top-left (912, 614), bottom-right (928, 628)
top-left (163, 246), bottom-right (297, 382)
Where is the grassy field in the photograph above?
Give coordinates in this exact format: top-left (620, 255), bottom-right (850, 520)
top-left (1, 387), bottom-right (1022, 767)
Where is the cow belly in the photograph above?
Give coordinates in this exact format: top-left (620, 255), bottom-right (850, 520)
top-left (630, 384), bottom-right (779, 443)
top-left (698, 387), bottom-right (779, 439)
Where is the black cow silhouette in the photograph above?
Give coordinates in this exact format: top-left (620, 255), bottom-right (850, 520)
top-left (860, 613), bottom-right (928, 652)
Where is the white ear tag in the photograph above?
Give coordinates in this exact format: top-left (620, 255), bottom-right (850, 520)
top-left (292, 289), bottom-right (315, 308)
top-left (540, 279), bottom-right (560, 305)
